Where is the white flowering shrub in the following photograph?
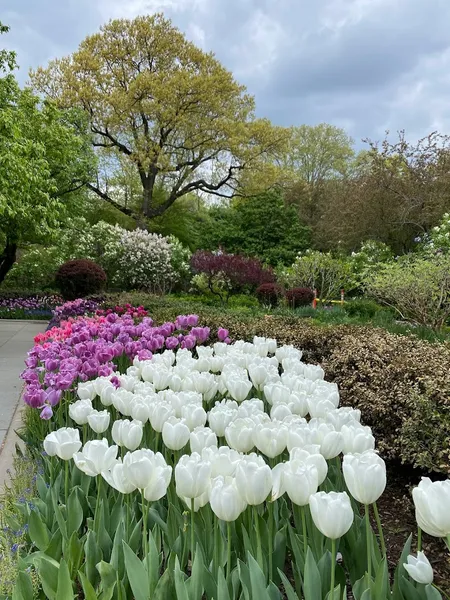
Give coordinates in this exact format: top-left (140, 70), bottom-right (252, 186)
top-left (419, 213), bottom-right (450, 256)
top-left (115, 229), bottom-right (176, 292)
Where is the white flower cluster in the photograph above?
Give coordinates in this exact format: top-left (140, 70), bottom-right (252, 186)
top-left (115, 228), bottom-right (176, 292)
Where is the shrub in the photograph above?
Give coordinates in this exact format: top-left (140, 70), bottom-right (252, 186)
top-left (366, 255), bottom-right (450, 330)
top-left (282, 250), bottom-right (352, 303)
top-left (115, 229), bottom-right (175, 293)
top-left (256, 283), bottom-right (284, 307)
top-left (345, 298), bottom-right (382, 319)
top-left (285, 287), bottom-right (314, 308)
top-left (55, 259), bottom-right (107, 300)
top-left (190, 251), bottom-right (275, 303)
top-left (1, 246), bottom-right (64, 291)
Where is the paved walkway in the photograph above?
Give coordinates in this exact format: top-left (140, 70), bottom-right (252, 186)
top-left (0, 321), bottom-right (47, 455)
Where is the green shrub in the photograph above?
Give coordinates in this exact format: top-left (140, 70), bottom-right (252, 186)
top-left (282, 250), bottom-right (352, 303)
top-left (345, 298), bottom-right (382, 319)
top-left (55, 259), bottom-right (107, 300)
top-left (366, 255), bottom-right (450, 330)
top-left (1, 246), bottom-right (64, 291)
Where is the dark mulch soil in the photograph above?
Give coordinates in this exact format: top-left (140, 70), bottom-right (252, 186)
top-left (377, 461), bottom-right (450, 593)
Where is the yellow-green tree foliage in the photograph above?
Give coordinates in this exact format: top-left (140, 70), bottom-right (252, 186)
top-left (31, 14), bottom-right (287, 221)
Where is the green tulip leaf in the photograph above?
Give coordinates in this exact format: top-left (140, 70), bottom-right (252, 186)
top-left (96, 560), bottom-right (117, 600)
top-left (78, 571), bottom-right (99, 600)
top-left (277, 569), bottom-right (301, 600)
top-left (174, 556), bottom-right (190, 600)
top-left (217, 566), bottom-right (232, 600)
top-left (56, 558), bottom-right (74, 600)
top-left (28, 509), bottom-right (50, 551)
top-left (304, 548), bottom-right (322, 600)
top-left (67, 488), bottom-right (84, 537)
top-left (12, 570), bottom-right (34, 600)
top-left (425, 584), bottom-right (442, 600)
top-left (122, 540), bottom-right (149, 600)
top-left (186, 544), bottom-right (205, 600)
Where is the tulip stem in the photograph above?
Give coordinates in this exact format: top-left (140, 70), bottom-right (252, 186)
top-left (330, 538), bottom-right (336, 600)
top-left (226, 521), bottom-right (232, 580)
top-left (446, 536), bottom-right (450, 552)
top-left (64, 460), bottom-right (69, 505)
top-left (214, 519), bottom-right (219, 574)
top-left (301, 506), bottom-right (308, 557)
top-left (268, 501), bottom-right (274, 580)
top-left (365, 504), bottom-right (372, 588)
top-left (141, 491), bottom-right (148, 557)
top-left (373, 502), bottom-right (386, 558)
top-left (94, 475), bottom-right (102, 537)
top-left (254, 507), bottom-right (263, 572)
top-left (191, 499), bottom-right (195, 568)
top-left (82, 423), bottom-right (87, 443)
top-left (418, 526), bottom-right (422, 552)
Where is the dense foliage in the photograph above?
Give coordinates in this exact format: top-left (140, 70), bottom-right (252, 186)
top-left (191, 251), bottom-right (275, 303)
top-left (55, 259), bottom-right (107, 300)
top-left (256, 283), bottom-right (284, 307)
top-left (201, 191), bottom-right (311, 266)
top-left (285, 287), bottom-right (315, 308)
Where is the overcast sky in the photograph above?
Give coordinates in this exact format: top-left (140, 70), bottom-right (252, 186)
top-left (3, 0), bottom-right (450, 147)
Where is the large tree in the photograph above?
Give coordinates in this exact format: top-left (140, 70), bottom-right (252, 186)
top-left (0, 23), bottom-right (95, 284)
top-left (31, 14), bottom-right (287, 223)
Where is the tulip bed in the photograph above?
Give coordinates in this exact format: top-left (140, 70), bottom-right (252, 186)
top-left (7, 312), bottom-right (450, 599)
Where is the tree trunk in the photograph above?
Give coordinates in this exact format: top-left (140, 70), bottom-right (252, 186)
top-left (0, 237), bottom-right (17, 285)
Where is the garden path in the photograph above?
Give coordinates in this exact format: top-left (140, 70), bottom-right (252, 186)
top-left (0, 321), bottom-right (47, 487)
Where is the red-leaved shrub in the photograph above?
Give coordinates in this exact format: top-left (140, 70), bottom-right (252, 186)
top-left (55, 259), bottom-right (107, 300)
top-left (191, 251), bottom-right (275, 302)
top-left (256, 283), bottom-right (284, 307)
top-left (286, 287), bottom-right (315, 308)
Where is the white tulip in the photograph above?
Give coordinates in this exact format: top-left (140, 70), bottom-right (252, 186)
top-left (100, 384), bottom-right (115, 407)
top-left (341, 424), bottom-right (375, 454)
top-left (210, 476), bottom-right (247, 521)
top-left (254, 422), bottom-right (287, 458)
top-left (149, 401), bottom-right (175, 433)
top-left (412, 477), bottom-right (450, 538)
top-left (162, 417), bottom-right (190, 451)
top-left (44, 427), bottom-right (81, 460)
top-left (87, 409), bottom-right (111, 434)
top-left (225, 418), bottom-right (255, 453)
top-left (77, 381), bottom-right (97, 401)
top-left (235, 456), bottom-right (272, 505)
top-left (403, 552), bottom-right (434, 584)
top-left (112, 419), bottom-right (143, 451)
top-left (175, 453), bottom-right (212, 499)
top-left (181, 404), bottom-right (207, 431)
top-left (343, 451), bottom-right (386, 504)
top-left (102, 460), bottom-right (136, 494)
top-left (202, 446), bottom-right (241, 477)
top-left (226, 377), bottom-right (252, 402)
top-left (309, 491), bottom-right (354, 539)
top-left (73, 439), bottom-right (118, 477)
top-left (69, 399), bottom-right (93, 425)
top-left (289, 445), bottom-right (328, 485)
top-left (274, 461), bottom-right (319, 506)
top-left (190, 426), bottom-right (217, 454)
top-left (208, 408), bottom-right (237, 437)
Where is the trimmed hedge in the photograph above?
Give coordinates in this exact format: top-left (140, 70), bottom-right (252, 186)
top-left (55, 259), bottom-right (107, 300)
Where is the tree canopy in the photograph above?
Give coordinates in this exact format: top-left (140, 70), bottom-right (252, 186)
top-left (0, 22), bottom-right (95, 283)
top-left (31, 14), bottom-right (288, 223)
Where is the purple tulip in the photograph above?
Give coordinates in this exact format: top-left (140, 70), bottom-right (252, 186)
top-left (46, 389), bottom-right (62, 406)
top-left (137, 349), bottom-right (153, 361)
top-left (217, 328), bottom-right (229, 342)
top-left (40, 405), bottom-right (53, 420)
top-left (165, 336), bottom-right (179, 350)
top-left (187, 314), bottom-right (199, 327)
top-left (182, 335), bottom-right (197, 350)
top-left (24, 387), bottom-right (46, 408)
top-left (191, 327), bottom-right (210, 344)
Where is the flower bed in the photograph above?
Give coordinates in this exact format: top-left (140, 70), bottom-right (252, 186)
top-left (10, 324), bottom-right (450, 598)
top-left (0, 294), bottom-right (62, 319)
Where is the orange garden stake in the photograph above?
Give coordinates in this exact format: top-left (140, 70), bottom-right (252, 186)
top-left (312, 289), bottom-right (318, 309)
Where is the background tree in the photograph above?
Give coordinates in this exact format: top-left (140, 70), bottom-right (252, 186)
top-left (31, 14), bottom-right (288, 224)
top-left (284, 124), bottom-right (354, 226)
top-left (0, 23), bottom-right (95, 284)
top-left (200, 191), bottom-right (311, 266)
